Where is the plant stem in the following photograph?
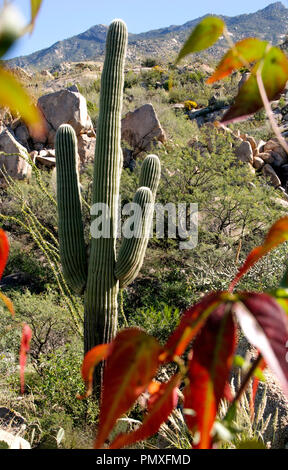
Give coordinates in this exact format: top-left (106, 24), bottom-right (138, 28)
top-left (231, 353), bottom-right (263, 407)
top-left (256, 67), bottom-right (288, 154)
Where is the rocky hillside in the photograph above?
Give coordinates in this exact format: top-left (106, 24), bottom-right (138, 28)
top-left (7, 2), bottom-right (288, 69)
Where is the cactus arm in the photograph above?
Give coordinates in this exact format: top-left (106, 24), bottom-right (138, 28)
top-left (55, 124), bottom-right (87, 294)
top-left (139, 154), bottom-right (161, 199)
top-left (115, 155), bottom-right (160, 288)
top-left (85, 20), bottom-right (128, 355)
top-left (115, 186), bottom-right (153, 288)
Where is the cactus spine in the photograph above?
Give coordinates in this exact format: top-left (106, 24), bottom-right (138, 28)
top-left (55, 19), bottom-right (161, 363)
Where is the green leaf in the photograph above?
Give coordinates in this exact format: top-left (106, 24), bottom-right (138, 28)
top-left (222, 46), bottom-right (288, 124)
top-left (176, 17), bottom-right (225, 64)
top-left (0, 67), bottom-right (45, 139)
top-left (30, 0), bottom-right (43, 29)
top-left (207, 38), bottom-right (268, 84)
top-left (233, 355), bottom-right (266, 381)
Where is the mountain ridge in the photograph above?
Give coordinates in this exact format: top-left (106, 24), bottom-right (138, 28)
top-left (6, 2), bottom-right (288, 70)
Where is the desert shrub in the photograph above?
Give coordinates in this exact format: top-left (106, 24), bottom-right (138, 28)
top-left (24, 342), bottom-right (98, 426)
top-left (128, 303), bottom-right (181, 344)
top-left (168, 86), bottom-right (190, 103)
top-left (9, 290), bottom-right (76, 369)
top-left (124, 71), bottom-right (139, 90)
top-left (157, 129), bottom-right (282, 251)
top-left (0, 289), bottom-right (79, 375)
top-left (141, 58), bottom-right (157, 67)
top-left (3, 239), bottom-right (53, 290)
top-left (140, 68), bottom-right (167, 90)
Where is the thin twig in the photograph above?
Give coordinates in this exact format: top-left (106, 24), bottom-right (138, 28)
top-left (256, 65), bottom-right (288, 154)
top-left (230, 354), bottom-right (263, 409)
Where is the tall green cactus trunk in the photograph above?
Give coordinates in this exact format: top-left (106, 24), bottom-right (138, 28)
top-left (55, 19), bottom-right (161, 389)
top-left (84, 19), bottom-right (126, 353)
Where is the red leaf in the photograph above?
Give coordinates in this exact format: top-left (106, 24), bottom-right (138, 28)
top-left (94, 328), bottom-right (163, 449)
top-left (229, 217), bottom-right (288, 292)
top-left (164, 292), bottom-right (228, 360)
top-left (19, 324), bottom-right (32, 394)
top-left (0, 229), bottom-right (9, 280)
top-left (183, 304), bottom-right (236, 449)
top-left (207, 38), bottom-right (268, 84)
top-left (222, 46), bottom-right (288, 124)
top-left (109, 374), bottom-right (181, 449)
top-left (78, 343), bottom-right (110, 399)
top-left (235, 293), bottom-right (288, 396)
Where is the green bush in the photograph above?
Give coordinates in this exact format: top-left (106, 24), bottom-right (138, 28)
top-left (128, 303), bottom-right (181, 345)
top-left (124, 71), bottom-right (139, 90)
top-left (25, 342), bottom-right (98, 426)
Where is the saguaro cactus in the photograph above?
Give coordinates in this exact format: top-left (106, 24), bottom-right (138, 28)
top-left (55, 19), bottom-right (161, 359)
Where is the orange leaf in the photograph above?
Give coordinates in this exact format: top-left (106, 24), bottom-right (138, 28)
top-left (94, 328), bottom-right (163, 449)
top-left (229, 217), bottom-right (288, 292)
top-left (0, 229), bottom-right (9, 280)
top-left (207, 38), bottom-right (268, 84)
top-left (19, 323), bottom-right (32, 394)
top-left (183, 304), bottom-right (236, 449)
top-left (78, 343), bottom-right (110, 399)
top-left (0, 292), bottom-right (14, 316)
top-left (109, 374), bottom-right (181, 449)
top-left (0, 67), bottom-right (45, 140)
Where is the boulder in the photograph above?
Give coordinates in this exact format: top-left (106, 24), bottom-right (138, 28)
top-left (246, 136), bottom-right (257, 154)
top-left (264, 139), bottom-right (287, 160)
top-left (121, 104), bottom-right (166, 156)
top-left (258, 152), bottom-right (274, 164)
top-left (0, 129), bottom-right (31, 180)
top-left (256, 139), bottom-right (266, 154)
top-left (36, 154), bottom-right (56, 168)
top-left (253, 156), bottom-right (265, 170)
top-left (235, 140), bottom-right (253, 164)
top-left (37, 88), bottom-right (93, 139)
top-left (0, 430), bottom-right (30, 449)
top-left (263, 164), bottom-right (281, 188)
top-left (15, 124), bottom-right (30, 148)
top-left (271, 151), bottom-right (288, 167)
top-left (77, 134), bottom-right (96, 165)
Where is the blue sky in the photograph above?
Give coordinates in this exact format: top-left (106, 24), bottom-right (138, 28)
top-left (4, 0), bottom-right (288, 59)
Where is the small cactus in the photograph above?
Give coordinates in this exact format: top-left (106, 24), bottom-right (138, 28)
top-left (55, 20), bottom-right (161, 369)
